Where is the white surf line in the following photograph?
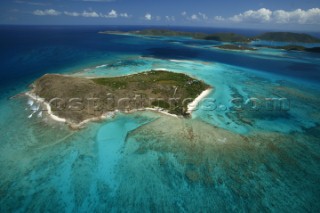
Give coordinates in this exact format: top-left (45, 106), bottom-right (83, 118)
top-left (95, 64), bottom-right (107, 69)
top-left (71, 107), bottom-right (179, 129)
top-left (169, 59), bottom-right (194, 63)
top-left (26, 90), bottom-right (178, 128)
top-left (72, 111), bottom-right (117, 129)
top-left (144, 108), bottom-right (179, 118)
top-left (76, 107), bottom-right (179, 128)
top-left (25, 92), bottom-right (66, 123)
top-left (187, 89), bottom-right (213, 114)
top-left (152, 68), bottom-right (170, 71)
top-left (26, 91), bottom-right (116, 128)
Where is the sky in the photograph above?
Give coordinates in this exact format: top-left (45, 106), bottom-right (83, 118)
top-left (1, 0), bottom-right (320, 31)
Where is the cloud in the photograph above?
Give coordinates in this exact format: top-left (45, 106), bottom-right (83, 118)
top-left (230, 8), bottom-right (272, 23)
top-left (62, 9), bottom-right (131, 18)
top-left (190, 14), bottom-right (198, 20)
top-left (273, 8), bottom-right (320, 24)
top-left (33, 9), bottom-right (61, 16)
top-left (214, 16), bottom-right (225, 21)
top-left (228, 8), bottom-right (320, 25)
top-left (82, 10), bottom-right (100, 17)
top-left (64, 11), bottom-right (80, 17)
top-left (100, 9), bottom-right (130, 18)
top-left (181, 11), bottom-right (187, 16)
top-left (104, 9), bottom-right (117, 18)
top-left (145, 13), bottom-right (152, 20)
top-left (188, 12), bottom-right (208, 21)
top-left (64, 11), bottom-right (99, 18)
top-left (120, 13), bottom-right (129, 18)
top-left (198, 12), bottom-right (208, 20)
top-left (165, 16), bottom-right (175, 22)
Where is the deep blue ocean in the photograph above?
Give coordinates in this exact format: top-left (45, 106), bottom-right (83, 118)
top-left (0, 25), bottom-right (320, 212)
top-left (1, 25), bottom-right (320, 89)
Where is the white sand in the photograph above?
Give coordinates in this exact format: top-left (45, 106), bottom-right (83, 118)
top-left (26, 91), bottom-right (118, 129)
top-left (187, 89), bottom-right (212, 114)
top-left (169, 59), bottom-right (193, 63)
top-left (144, 108), bottom-right (178, 118)
top-left (25, 91), bottom-right (178, 129)
top-left (152, 68), bottom-right (170, 71)
top-left (26, 88), bottom-right (210, 128)
top-left (25, 92), bottom-right (66, 123)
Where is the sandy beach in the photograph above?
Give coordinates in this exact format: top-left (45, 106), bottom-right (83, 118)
top-left (25, 91), bottom-right (67, 123)
top-left (25, 91), bottom-right (179, 129)
top-left (187, 89), bottom-right (212, 114)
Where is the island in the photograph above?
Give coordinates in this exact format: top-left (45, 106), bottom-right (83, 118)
top-left (27, 70), bottom-right (211, 129)
top-left (119, 29), bottom-right (207, 39)
top-left (100, 29), bottom-right (320, 44)
top-left (215, 44), bottom-right (257, 51)
top-left (100, 29), bottom-right (253, 42)
top-left (203, 33), bottom-right (251, 42)
top-left (255, 32), bottom-right (320, 43)
top-left (254, 45), bottom-right (320, 53)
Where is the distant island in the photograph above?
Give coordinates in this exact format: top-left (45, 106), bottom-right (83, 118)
top-left (27, 71), bottom-right (211, 129)
top-left (114, 29), bottom-right (207, 39)
top-left (255, 45), bottom-right (320, 53)
top-left (215, 44), bottom-right (257, 51)
top-left (100, 29), bottom-right (320, 43)
top-left (256, 32), bottom-right (320, 43)
top-left (100, 29), bottom-right (252, 42)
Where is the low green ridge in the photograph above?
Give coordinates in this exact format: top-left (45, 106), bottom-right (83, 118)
top-left (101, 29), bottom-right (320, 43)
top-left (255, 32), bottom-right (320, 43)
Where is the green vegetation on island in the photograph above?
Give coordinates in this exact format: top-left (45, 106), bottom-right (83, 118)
top-left (256, 45), bottom-right (320, 53)
top-left (203, 33), bottom-right (251, 42)
top-left (128, 29), bottom-right (207, 39)
top-left (31, 71), bottom-right (211, 125)
top-left (100, 29), bottom-right (320, 55)
top-left (100, 29), bottom-right (320, 44)
top-left (129, 29), bottom-right (253, 42)
top-left (255, 32), bottom-right (320, 43)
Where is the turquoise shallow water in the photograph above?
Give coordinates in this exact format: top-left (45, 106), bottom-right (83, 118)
top-left (0, 26), bottom-right (320, 212)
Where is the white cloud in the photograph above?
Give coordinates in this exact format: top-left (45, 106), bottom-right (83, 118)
top-left (191, 14), bottom-right (198, 20)
top-left (198, 12), bottom-right (208, 20)
top-left (120, 13), bottom-right (129, 18)
top-left (214, 16), bottom-right (225, 21)
top-left (145, 13), bottom-right (152, 20)
top-left (227, 8), bottom-right (320, 25)
top-left (273, 8), bottom-right (320, 24)
top-left (104, 9), bottom-right (117, 18)
top-left (82, 10), bottom-right (100, 18)
top-left (64, 11), bottom-right (99, 18)
top-left (64, 11), bottom-right (80, 17)
top-left (62, 9), bottom-right (131, 18)
top-left (181, 11), bottom-right (187, 16)
top-left (188, 12), bottom-right (208, 21)
top-left (230, 8), bottom-right (272, 23)
top-left (165, 16), bottom-right (175, 21)
top-left (33, 9), bottom-right (61, 16)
